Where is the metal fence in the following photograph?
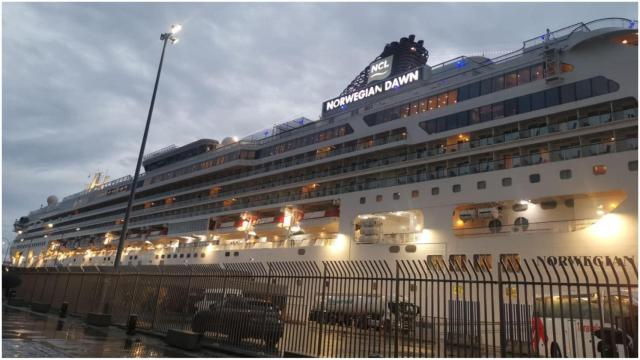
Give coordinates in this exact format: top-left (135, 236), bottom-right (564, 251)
top-left (7, 256), bottom-right (638, 358)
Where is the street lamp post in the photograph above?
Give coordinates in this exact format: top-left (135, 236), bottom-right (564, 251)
top-left (113, 24), bottom-right (181, 269)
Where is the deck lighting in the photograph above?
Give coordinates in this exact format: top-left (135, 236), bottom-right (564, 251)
top-left (17, 230), bottom-right (22, 235)
top-left (76, 227), bottom-right (80, 231)
top-left (47, 223), bottom-right (54, 228)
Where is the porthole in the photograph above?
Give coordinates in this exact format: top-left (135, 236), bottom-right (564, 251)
top-left (179, 254), bottom-right (184, 258)
top-left (187, 253), bottom-right (191, 258)
top-left (233, 251), bottom-right (239, 256)
top-left (489, 219), bottom-right (502, 233)
top-left (405, 245), bottom-right (417, 253)
top-left (431, 187), bottom-right (439, 195)
top-left (514, 217), bottom-right (529, 232)
top-left (559, 169), bottom-right (572, 179)
top-left (452, 184), bottom-right (461, 193)
top-left (225, 252), bottom-right (230, 257)
top-left (477, 181), bottom-right (486, 190)
top-left (529, 174), bottom-right (541, 183)
top-left (360, 197), bottom-right (366, 204)
top-left (297, 248), bottom-right (306, 255)
top-left (389, 246), bottom-right (400, 253)
top-left (564, 199), bottom-right (574, 208)
top-left (393, 192), bottom-right (400, 200)
top-left (502, 177), bottom-right (512, 187)
top-left (201, 253), bottom-right (205, 258)
top-left (541, 200), bottom-right (558, 209)
top-left (629, 160), bottom-right (638, 171)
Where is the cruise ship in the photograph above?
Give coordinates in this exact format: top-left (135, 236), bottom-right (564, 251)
top-left (9, 18), bottom-right (638, 270)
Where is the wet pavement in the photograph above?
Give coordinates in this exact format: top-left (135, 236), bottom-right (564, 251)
top-left (2, 304), bottom-right (227, 357)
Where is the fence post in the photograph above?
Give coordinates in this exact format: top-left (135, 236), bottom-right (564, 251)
top-left (394, 262), bottom-right (400, 358)
top-left (316, 263), bottom-right (327, 357)
top-left (497, 264), bottom-right (507, 357)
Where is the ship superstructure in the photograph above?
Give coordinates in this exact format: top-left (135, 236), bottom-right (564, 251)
top-left (10, 18), bottom-right (638, 270)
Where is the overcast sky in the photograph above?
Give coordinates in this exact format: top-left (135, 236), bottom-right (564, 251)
top-left (2, 2), bottom-right (637, 247)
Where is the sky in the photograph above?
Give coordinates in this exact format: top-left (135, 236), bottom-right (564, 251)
top-left (2, 1), bottom-right (637, 250)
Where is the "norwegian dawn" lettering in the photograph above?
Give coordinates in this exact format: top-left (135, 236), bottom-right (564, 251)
top-left (323, 69), bottom-right (421, 113)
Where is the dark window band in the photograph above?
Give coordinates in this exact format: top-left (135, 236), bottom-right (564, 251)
top-left (420, 76), bottom-right (619, 134)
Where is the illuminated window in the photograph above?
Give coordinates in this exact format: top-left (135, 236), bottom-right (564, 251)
top-left (448, 90), bottom-right (458, 104)
top-left (449, 254), bottom-right (468, 272)
top-left (505, 72), bottom-right (518, 88)
top-left (500, 254), bottom-right (521, 272)
top-left (517, 67), bottom-right (530, 85)
top-left (593, 165), bottom-right (607, 175)
top-left (474, 254), bottom-right (493, 271)
top-left (437, 93), bottom-right (448, 108)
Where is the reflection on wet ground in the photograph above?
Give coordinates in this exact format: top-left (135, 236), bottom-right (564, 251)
top-left (2, 305), bottom-right (225, 358)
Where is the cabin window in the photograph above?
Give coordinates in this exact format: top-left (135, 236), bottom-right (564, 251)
top-left (529, 173), bottom-right (541, 183)
top-left (576, 79), bottom-right (592, 100)
top-left (560, 83), bottom-right (576, 103)
top-left (628, 160), bottom-right (637, 171)
top-left (502, 177), bottom-right (512, 187)
top-left (452, 184), bottom-right (461, 193)
top-left (560, 169), bottom-right (572, 179)
top-left (477, 180), bottom-right (486, 189)
top-left (564, 199), bottom-right (575, 208)
top-left (393, 192), bottom-right (400, 200)
top-left (449, 254), bottom-right (468, 272)
top-left (474, 254), bottom-right (492, 271)
top-left (431, 187), bottom-right (439, 195)
top-left (541, 200), bottom-right (558, 209)
top-left (376, 195), bottom-right (383, 202)
top-left (359, 197), bottom-right (366, 204)
top-left (500, 254), bottom-right (521, 272)
top-left (201, 253), bottom-right (205, 257)
top-left (405, 245), bottom-right (417, 253)
top-left (593, 165), bottom-right (607, 175)
top-left (517, 67), bottom-right (530, 85)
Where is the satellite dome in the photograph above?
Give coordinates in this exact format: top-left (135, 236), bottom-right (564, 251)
top-left (221, 137), bottom-right (239, 146)
top-left (47, 195), bottom-right (59, 206)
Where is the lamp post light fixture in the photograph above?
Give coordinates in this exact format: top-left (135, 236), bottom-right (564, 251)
top-left (113, 24), bottom-right (181, 269)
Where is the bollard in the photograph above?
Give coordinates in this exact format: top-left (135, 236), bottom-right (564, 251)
top-left (127, 314), bottom-right (138, 335)
top-left (59, 302), bottom-right (69, 318)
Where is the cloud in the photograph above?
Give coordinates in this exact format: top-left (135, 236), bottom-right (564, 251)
top-left (2, 2), bottom-right (637, 247)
